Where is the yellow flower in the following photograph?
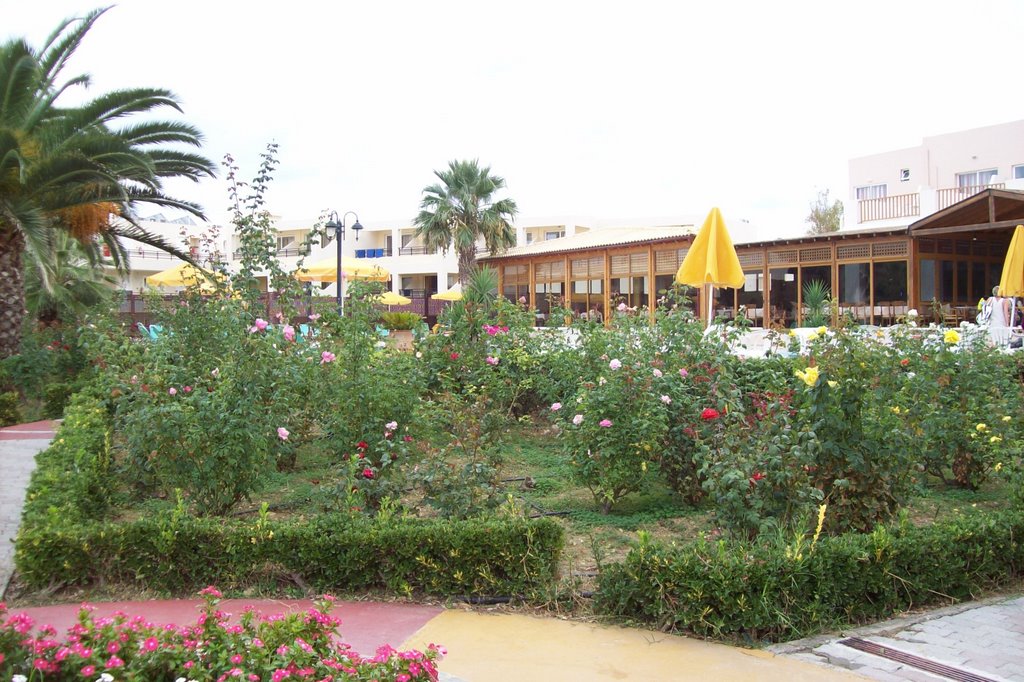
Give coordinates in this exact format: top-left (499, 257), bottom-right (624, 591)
top-left (1002, 416), bottom-right (1012, 423)
top-left (806, 332), bottom-right (820, 342)
top-left (990, 436), bottom-right (1003, 444)
top-left (641, 461), bottom-right (648, 472)
top-left (976, 423), bottom-right (988, 432)
top-left (891, 406), bottom-right (901, 414)
top-left (995, 462), bottom-right (1003, 472)
top-left (816, 326), bottom-right (827, 336)
top-left (944, 329), bottom-right (960, 344)
top-left (827, 380), bottom-right (838, 388)
top-left (795, 366), bottom-right (820, 388)
top-left (789, 330), bottom-right (797, 337)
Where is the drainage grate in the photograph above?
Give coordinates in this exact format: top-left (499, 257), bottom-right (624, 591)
top-left (838, 637), bottom-right (998, 682)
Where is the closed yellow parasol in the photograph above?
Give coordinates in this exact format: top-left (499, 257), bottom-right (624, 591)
top-left (999, 225), bottom-right (1024, 297)
top-left (675, 207), bottom-right (745, 325)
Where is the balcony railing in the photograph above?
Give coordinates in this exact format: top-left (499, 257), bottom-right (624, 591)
top-left (231, 247), bottom-right (311, 259)
top-left (858, 193), bottom-right (920, 222)
top-left (858, 183), bottom-right (1006, 223)
top-left (936, 183), bottom-right (1004, 211)
top-left (398, 245), bottom-right (436, 256)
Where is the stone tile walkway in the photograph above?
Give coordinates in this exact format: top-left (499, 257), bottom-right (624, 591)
top-left (0, 421), bottom-right (54, 596)
top-left (771, 595), bottom-right (1024, 681)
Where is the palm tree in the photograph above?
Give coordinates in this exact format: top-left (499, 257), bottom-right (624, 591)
top-left (25, 231), bottom-right (117, 326)
top-left (413, 159), bottom-right (518, 285)
top-left (0, 7), bottom-right (216, 357)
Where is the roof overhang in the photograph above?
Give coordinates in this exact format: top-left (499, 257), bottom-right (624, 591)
top-left (909, 188), bottom-right (1024, 237)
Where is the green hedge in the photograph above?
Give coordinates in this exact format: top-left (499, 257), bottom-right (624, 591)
top-left (595, 513), bottom-right (1024, 641)
top-left (16, 395), bottom-right (564, 597)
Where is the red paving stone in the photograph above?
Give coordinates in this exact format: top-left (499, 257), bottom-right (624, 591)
top-left (12, 599), bottom-right (444, 655)
top-left (0, 420), bottom-right (57, 440)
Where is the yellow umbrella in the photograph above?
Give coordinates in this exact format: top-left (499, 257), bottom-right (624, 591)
top-left (675, 207), bottom-right (745, 326)
top-left (999, 225), bottom-right (1024, 297)
top-left (295, 257), bottom-right (389, 283)
top-left (145, 263), bottom-right (225, 288)
top-left (378, 291), bottom-right (412, 306)
top-left (431, 283), bottom-right (463, 301)
top-left (999, 224), bottom-right (1024, 328)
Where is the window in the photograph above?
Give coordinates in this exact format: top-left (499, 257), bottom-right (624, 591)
top-left (957, 169), bottom-right (997, 189)
top-left (544, 230), bottom-right (565, 241)
top-left (1014, 165), bottom-right (1024, 180)
top-left (899, 169), bottom-right (910, 182)
top-left (277, 236), bottom-right (294, 250)
top-left (856, 184), bottom-right (887, 200)
top-left (525, 233), bottom-right (534, 244)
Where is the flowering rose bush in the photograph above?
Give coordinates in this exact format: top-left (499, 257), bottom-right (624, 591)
top-left (0, 589), bottom-right (443, 681)
top-left (889, 323), bottom-right (1023, 490)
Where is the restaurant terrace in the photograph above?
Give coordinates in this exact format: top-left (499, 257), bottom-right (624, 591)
top-left (481, 189), bottom-right (1024, 328)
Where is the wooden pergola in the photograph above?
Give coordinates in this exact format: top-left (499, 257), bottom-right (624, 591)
top-left (484, 190), bottom-right (1024, 328)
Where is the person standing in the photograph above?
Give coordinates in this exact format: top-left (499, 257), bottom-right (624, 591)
top-left (987, 286), bottom-right (1012, 346)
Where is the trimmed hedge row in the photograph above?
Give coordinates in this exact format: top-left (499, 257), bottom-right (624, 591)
top-left (595, 512), bottom-right (1024, 641)
top-left (16, 396), bottom-right (564, 597)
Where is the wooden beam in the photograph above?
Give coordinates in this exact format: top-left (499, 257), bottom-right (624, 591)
top-left (912, 219), bottom-right (1024, 236)
top-left (989, 194), bottom-right (996, 224)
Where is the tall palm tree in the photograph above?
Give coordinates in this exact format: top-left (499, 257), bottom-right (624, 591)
top-left (413, 159), bottom-right (518, 285)
top-left (0, 7), bottom-right (216, 358)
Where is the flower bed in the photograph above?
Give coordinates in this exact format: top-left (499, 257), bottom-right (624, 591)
top-left (0, 588), bottom-right (444, 681)
top-left (594, 509), bottom-right (1024, 641)
top-left (15, 396), bottom-right (563, 597)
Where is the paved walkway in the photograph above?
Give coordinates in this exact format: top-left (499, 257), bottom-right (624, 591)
top-left (0, 420), bottom-right (55, 595)
top-left (771, 594), bottom-right (1024, 681)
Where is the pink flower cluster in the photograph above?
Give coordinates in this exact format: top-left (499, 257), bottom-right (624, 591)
top-left (0, 590), bottom-right (442, 680)
top-left (248, 318), bottom-right (269, 334)
top-left (482, 324), bottom-right (510, 336)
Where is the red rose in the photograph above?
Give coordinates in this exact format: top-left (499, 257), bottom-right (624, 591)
top-left (900, 358), bottom-right (910, 367)
top-left (701, 408), bottom-right (720, 421)
top-left (403, 435), bottom-right (413, 443)
top-left (356, 441), bottom-right (368, 450)
top-left (450, 352), bottom-right (460, 360)
top-left (362, 468), bottom-right (374, 479)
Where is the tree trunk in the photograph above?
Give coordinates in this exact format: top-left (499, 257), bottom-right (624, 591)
top-left (0, 227), bottom-right (25, 360)
top-left (457, 247), bottom-right (476, 285)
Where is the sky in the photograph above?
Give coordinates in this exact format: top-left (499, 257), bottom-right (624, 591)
top-left (6, 0), bottom-right (1024, 242)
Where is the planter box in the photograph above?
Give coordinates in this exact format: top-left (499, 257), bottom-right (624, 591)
top-left (386, 329), bottom-right (414, 351)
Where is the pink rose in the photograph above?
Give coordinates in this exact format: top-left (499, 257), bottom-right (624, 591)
top-left (168, 387), bottom-right (177, 396)
top-left (572, 414), bottom-right (584, 426)
top-left (599, 419), bottom-right (613, 428)
top-left (486, 356), bottom-right (499, 365)
top-left (277, 427), bottom-right (289, 441)
top-left (320, 351), bottom-right (336, 364)
top-left (254, 318), bottom-right (269, 331)
top-left (660, 395), bottom-right (672, 404)
top-left (283, 325), bottom-right (295, 342)
top-left (609, 359), bottom-right (622, 370)
top-left (550, 402), bottom-right (562, 411)
top-left (679, 368), bottom-right (689, 378)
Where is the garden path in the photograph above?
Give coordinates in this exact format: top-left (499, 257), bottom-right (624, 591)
top-left (771, 593), bottom-right (1024, 681)
top-left (0, 420), bottom-right (54, 597)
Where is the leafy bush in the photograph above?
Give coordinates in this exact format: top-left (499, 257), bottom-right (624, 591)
top-left (595, 509), bottom-right (1024, 641)
top-left (0, 391), bottom-right (19, 426)
top-left (43, 381), bottom-right (74, 418)
top-left (380, 310), bottom-right (423, 330)
top-left (0, 589), bottom-right (443, 681)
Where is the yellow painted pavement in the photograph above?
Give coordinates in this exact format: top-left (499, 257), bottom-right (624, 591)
top-left (404, 610), bottom-right (866, 681)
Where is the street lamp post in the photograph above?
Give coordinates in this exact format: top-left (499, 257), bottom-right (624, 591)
top-left (324, 210), bottom-right (363, 315)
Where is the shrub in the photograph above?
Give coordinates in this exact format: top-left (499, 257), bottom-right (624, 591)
top-left (43, 381), bottom-right (74, 418)
top-left (0, 391), bottom-right (19, 426)
top-left (379, 310), bottom-right (423, 330)
top-left (0, 589), bottom-right (443, 681)
top-left (15, 511), bottom-right (564, 597)
top-left (595, 509), bottom-right (1024, 641)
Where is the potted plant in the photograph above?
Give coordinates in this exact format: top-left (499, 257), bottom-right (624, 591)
top-left (380, 311), bottom-right (423, 350)
top-left (801, 279), bottom-right (831, 327)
